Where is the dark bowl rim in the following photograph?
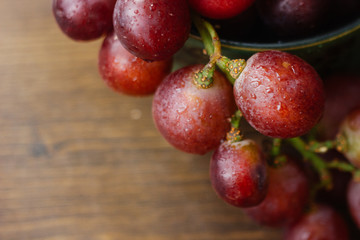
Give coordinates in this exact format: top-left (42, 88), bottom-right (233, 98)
top-left (190, 17), bottom-right (360, 51)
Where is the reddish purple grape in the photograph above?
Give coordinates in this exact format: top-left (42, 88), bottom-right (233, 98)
top-left (98, 32), bottom-right (172, 96)
top-left (347, 179), bottom-right (360, 228)
top-left (256, 0), bottom-right (330, 37)
top-left (337, 107), bottom-right (360, 169)
top-left (210, 139), bottom-right (268, 208)
top-left (243, 158), bottom-right (309, 227)
top-left (233, 50), bottom-right (325, 138)
top-left (113, 0), bottom-right (191, 61)
top-left (152, 64), bottom-right (236, 155)
top-left (285, 204), bottom-right (349, 240)
top-left (52, 0), bottom-right (116, 41)
top-left (317, 74), bottom-right (360, 140)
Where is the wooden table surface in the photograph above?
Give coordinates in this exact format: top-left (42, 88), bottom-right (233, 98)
top-left (0, 1), bottom-right (283, 239)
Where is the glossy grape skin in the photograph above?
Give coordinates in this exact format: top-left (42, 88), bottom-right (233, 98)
top-left (233, 50), bottom-right (325, 139)
top-left (98, 32), bottom-right (172, 96)
top-left (317, 74), bottom-right (360, 140)
top-left (257, 0), bottom-right (329, 38)
top-left (244, 158), bottom-right (309, 227)
top-left (337, 107), bottom-right (360, 169)
top-left (347, 179), bottom-right (360, 228)
top-left (188, 0), bottom-right (255, 19)
top-left (113, 0), bottom-right (191, 61)
top-left (285, 204), bottom-right (349, 240)
top-left (152, 64), bottom-right (236, 155)
top-left (52, 0), bottom-right (116, 41)
top-left (210, 139), bottom-right (268, 208)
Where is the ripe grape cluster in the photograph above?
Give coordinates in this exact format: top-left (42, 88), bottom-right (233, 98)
top-left (53, 0), bottom-right (360, 239)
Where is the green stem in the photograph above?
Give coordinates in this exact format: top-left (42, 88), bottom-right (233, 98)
top-left (271, 138), bottom-right (282, 157)
top-left (287, 137), bottom-right (332, 190)
top-left (192, 14), bottom-right (222, 88)
top-left (202, 20), bottom-right (221, 62)
top-left (268, 138), bottom-right (287, 167)
top-left (226, 110), bottom-right (243, 143)
top-left (327, 159), bottom-right (356, 172)
top-left (230, 110), bottom-right (242, 129)
top-left (193, 62), bottom-right (215, 89)
top-left (191, 14), bottom-right (245, 84)
top-left (307, 140), bottom-right (335, 153)
top-left (326, 160), bottom-right (360, 179)
top-left (192, 13), bottom-right (214, 56)
top-left (217, 57), bottom-right (246, 84)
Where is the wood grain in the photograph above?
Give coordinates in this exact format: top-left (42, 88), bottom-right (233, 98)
top-left (0, 1), bottom-right (281, 239)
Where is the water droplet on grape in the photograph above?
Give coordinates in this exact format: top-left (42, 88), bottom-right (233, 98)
top-left (266, 87), bottom-right (273, 93)
top-left (149, 3), bottom-right (156, 11)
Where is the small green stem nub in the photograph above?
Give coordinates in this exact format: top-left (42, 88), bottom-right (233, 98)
top-left (226, 110), bottom-right (243, 143)
top-left (226, 127), bottom-right (243, 143)
top-left (193, 62), bottom-right (215, 89)
top-left (334, 133), bottom-right (348, 154)
top-left (217, 57), bottom-right (246, 84)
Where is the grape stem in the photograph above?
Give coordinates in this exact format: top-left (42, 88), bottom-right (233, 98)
top-left (267, 138), bottom-right (287, 167)
top-left (307, 140), bottom-right (335, 153)
top-left (287, 137), bottom-right (360, 188)
top-left (191, 14), bottom-right (246, 85)
top-left (287, 137), bottom-right (333, 190)
top-left (226, 110), bottom-right (243, 143)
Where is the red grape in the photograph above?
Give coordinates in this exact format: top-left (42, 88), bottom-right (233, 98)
top-left (317, 74), bottom-right (360, 140)
top-left (233, 50), bottom-right (325, 138)
top-left (98, 32), bottom-right (172, 96)
top-left (347, 179), bottom-right (360, 228)
top-left (285, 204), bottom-right (349, 240)
top-left (188, 0), bottom-right (255, 19)
top-left (243, 157), bottom-right (309, 227)
top-left (257, 0), bottom-right (330, 37)
top-left (113, 0), bottom-right (191, 61)
top-left (52, 0), bottom-right (116, 41)
top-left (152, 64), bottom-right (236, 155)
top-left (337, 106), bottom-right (360, 168)
top-left (210, 139), bottom-right (268, 208)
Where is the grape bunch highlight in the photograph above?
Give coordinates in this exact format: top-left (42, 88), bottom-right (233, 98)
top-left (53, 0), bottom-right (360, 239)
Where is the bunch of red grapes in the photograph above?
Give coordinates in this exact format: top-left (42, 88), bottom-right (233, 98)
top-left (53, 0), bottom-right (360, 239)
